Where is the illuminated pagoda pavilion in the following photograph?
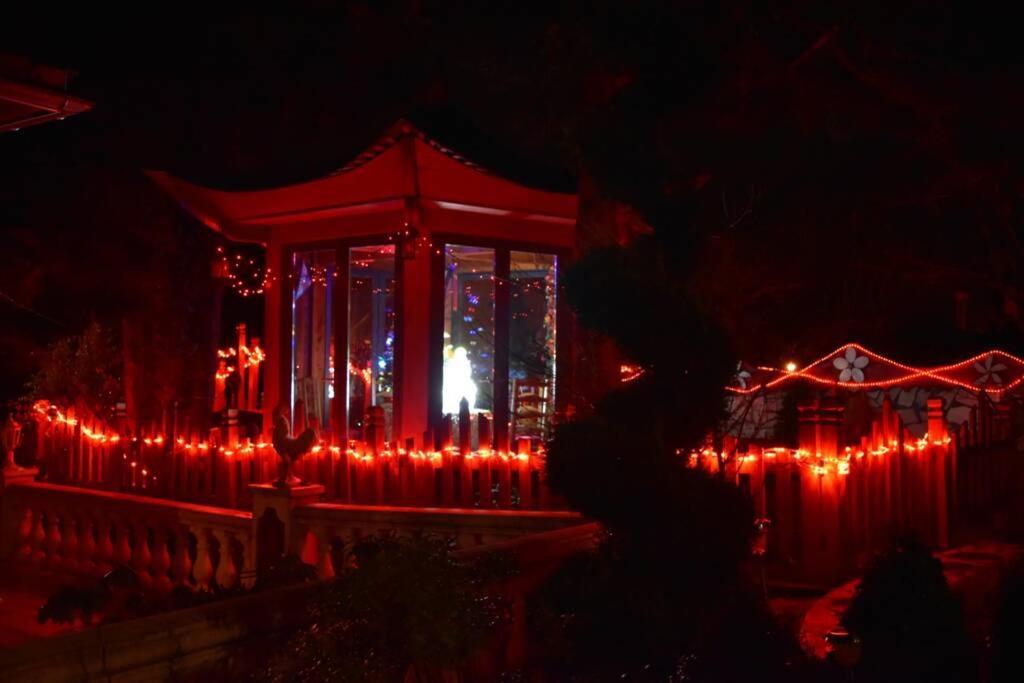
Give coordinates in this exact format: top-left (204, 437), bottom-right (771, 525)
top-left (149, 121), bottom-right (577, 451)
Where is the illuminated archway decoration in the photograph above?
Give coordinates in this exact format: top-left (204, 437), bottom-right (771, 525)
top-left (728, 343), bottom-right (1024, 397)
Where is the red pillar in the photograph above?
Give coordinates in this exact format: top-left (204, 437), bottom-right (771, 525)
top-left (395, 230), bottom-right (432, 444)
top-left (263, 241), bottom-right (285, 433)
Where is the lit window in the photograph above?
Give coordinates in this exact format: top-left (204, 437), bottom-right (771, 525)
top-left (509, 251), bottom-right (557, 441)
top-left (347, 245), bottom-right (396, 440)
top-left (290, 249), bottom-right (335, 430)
top-left (438, 244), bottom-right (559, 448)
top-left (442, 244), bottom-right (495, 420)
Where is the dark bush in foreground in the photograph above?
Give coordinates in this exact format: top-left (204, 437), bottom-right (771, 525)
top-left (264, 534), bottom-right (509, 682)
top-left (841, 537), bottom-right (974, 683)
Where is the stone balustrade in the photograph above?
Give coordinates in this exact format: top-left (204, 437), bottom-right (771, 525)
top-left (1, 480), bottom-right (254, 591)
top-left (0, 523), bottom-right (602, 682)
top-left (292, 502), bottom-right (584, 579)
top-left (1, 477), bottom-right (587, 589)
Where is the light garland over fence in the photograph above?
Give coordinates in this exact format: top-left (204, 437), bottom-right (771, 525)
top-left (730, 343), bottom-right (1024, 397)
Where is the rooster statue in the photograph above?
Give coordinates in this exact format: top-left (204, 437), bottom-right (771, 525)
top-left (271, 405), bottom-right (317, 487)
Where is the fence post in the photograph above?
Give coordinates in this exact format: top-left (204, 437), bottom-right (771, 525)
top-left (458, 399), bottom-right (471, 455)
top-left (440, 415), bottom-right (453, 451)
top-left (993, 403), bottom-right (1010, 443)
top-left (927, 398), bottom-right (946, 442)
top-left (367, 406), bottom-right (386, 454)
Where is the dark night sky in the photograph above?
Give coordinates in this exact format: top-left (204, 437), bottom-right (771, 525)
top-left (4, 3), bottom-right (1024, 404)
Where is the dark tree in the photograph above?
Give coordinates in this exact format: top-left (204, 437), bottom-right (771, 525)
top-left (841, 537), bottom-right (974, 683)
top-left (992, 563), bottom-right (1024, 683)
top-left (533, 215), bottom-right (806, 680)
top-left (26, 321), bottom-right (122, 419)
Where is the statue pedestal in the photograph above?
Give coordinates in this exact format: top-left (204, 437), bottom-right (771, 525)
top-left (1, 466), bottom-right (37, 490)
top-left (249, 483), bottom-right (324, 578)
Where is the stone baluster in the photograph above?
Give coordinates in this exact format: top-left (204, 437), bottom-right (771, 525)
top-left (61, 511), bottom-right (80, 572)
top-left (171, 527), bottom-right (193, 587)
top-left (30, 511), bottom-right (46, 564)
top-left (95, 515), bottom-right (114, 574)
top-left (313, 525), bottom-right (336, 579)
top-left (78, 515), bottom-right (98, 575)
top-left (299, 526), bottom-right (318, 565)
top-left (191, 527), bottom-right (214, 590)
top-left (15, 507), bottom-right (34, 560)
top-left (113, 517), bottom-right (133, 568)
top-left (131, 520), bottom-right (154, 587)
top-left (212, 529), bottom-right (238, 589)
top-left (45, 511), bottom-right (63, 569)
top-left (150, 527), bottom-right (172, 592)
top-left (236, 533), bottom-right (256, 588)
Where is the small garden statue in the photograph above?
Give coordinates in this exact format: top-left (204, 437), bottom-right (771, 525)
top-left (271, 405), bottom-right (317, 487)
top-left (2, 413), bottom-right (23, 470)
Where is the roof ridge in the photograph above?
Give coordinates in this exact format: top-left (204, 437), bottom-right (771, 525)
top-left (329, 119), bottom-right (492, 177)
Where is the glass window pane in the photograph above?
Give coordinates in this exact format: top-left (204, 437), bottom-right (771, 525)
top-left (291, 249), bottom-right (336, 431)
top-left (509, 251), bottom-right (557, 442)
top-left (443, 245), bottom-right (496, 418)
top-left (347, 245), bottom-right (397, 441)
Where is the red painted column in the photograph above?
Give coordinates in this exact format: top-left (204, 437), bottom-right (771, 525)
top-left (236, 323), bottom-right (248, 409)
top-left (248, 337), bottom-right (262, 412)
top-left (263, 240), bottom-right (285, 433)
top-left (395, 235), bottom-right (432, 444)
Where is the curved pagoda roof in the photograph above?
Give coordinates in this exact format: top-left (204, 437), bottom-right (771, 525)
top-left (147, 120), bottom-right (577, 243)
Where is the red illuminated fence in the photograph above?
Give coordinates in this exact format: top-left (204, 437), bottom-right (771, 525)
top-left (27, 402), bottom-right (557, 512)
top-left (697, 395), bottom-right (1024, 582)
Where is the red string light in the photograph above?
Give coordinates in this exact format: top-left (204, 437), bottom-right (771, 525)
top-left (729, 342), bottom-right (1024, 397)
top-left (620, 363), bottom-right (645, 383)
top-left (686, 433), bottom-right (952, 480)
top-left (30, 400), bottom-right (542, 469)
top-left (216, 246), bottom-right (270, 297)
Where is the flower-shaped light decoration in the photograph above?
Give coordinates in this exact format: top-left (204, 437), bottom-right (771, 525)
top-left (735, 363), bottom-right (752, 389)
top-left (833, 346), bottom-right (869, 383)
top-left (974, 354), bottom-right (1007, 385)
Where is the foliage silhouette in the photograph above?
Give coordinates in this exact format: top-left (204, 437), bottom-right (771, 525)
top-left (538, 217), bottom-right (800, 680)
top-left (26, 321), bottom-right (122, 419)
top-left (991, 561), bottom-right (1024, 683)
top-left (264, 534), bottom-right (509, 683)
top-left (841, 537), bottom-right (974, 683)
